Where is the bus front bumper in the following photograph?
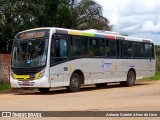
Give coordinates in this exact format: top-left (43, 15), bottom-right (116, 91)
top-left (10, 76), bottom-right (50, 88)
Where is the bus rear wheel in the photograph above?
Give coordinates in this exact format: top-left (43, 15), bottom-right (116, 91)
top-left (120, 71), bottom-right (136, 87)
top-left (38, 88), bottom-right (50, 93)
top-left (67, 73), bottom-right (81, 92)
top-left (95, 83), bottom-right (108, 88)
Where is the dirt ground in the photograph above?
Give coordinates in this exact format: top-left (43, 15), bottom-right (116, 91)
top-left (0, 80), bottom-right (160, 120)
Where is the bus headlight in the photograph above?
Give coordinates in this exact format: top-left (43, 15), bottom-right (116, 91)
top-left (38, 69), bottom-right (45, 79)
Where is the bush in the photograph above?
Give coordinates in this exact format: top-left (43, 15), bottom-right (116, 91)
top-left (156, 55), bottom-right (160, 71)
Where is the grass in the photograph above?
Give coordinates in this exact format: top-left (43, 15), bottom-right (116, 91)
top-left (143, 71), bottom-right (160, 81)
top-left (0, 83), bottom-right (11, 91)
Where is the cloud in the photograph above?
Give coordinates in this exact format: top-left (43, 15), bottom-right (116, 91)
top-left (96, 0), bottom-right (160, 44)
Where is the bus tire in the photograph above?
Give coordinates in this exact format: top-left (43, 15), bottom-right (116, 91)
top-left (120, 71), bottom-right (136, 87)
top-left (38, 88), bottom-right (50, 93)
top-left (67, 73), bottom-right (81, 92)
top-left (95, 83), bottom-right (108, 88)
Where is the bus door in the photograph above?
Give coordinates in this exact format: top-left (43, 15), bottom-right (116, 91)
top-left (50, 34), bottom-right (70, 87)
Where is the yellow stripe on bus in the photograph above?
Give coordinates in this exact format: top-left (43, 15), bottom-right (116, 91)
top-left (70, 65), bottom-right (73, 73)
top-left (14, 74), bottom-right (30, 80)
top-left (68, 30), bottom-right (82, 36)
top-left (14, 72), bottom-right (40, 80)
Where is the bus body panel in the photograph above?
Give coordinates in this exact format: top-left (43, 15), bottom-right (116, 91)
top-left (49, 58), bottom-right (155, 87)
top-left (10, 76), bottom-right (50, 88)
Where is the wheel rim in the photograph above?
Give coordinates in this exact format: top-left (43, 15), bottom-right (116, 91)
top-left (71, 77), bottom-right (80, 89)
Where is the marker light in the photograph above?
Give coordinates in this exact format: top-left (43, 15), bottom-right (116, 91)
top-left (38, 69), bottom-right (45, 79)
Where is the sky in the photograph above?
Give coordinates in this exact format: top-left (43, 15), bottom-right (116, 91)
top-left (95, 0), bottom-right (160, 45)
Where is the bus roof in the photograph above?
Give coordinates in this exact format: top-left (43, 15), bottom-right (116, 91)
top-left (19, 27), bottom-right (153, 43)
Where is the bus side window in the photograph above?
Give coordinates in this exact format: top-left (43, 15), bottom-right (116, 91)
top-left (54, 39), bottom-right (68, 58)
top-left (133, 42), bottom-right (143, 58)
top-left (90, 39), bottom-right (97, 56)
top-left (105, 39), bottom-right (109, 57)
top-left (90, 38), bottom-right (104, 57)
top-left (109, 40), bottom-right (117, 58)
top-left (50, 37), bottom-right (68, 65)
top-left (144, 43), bottom-right (152, 58)
top-left (121, 41), bottom-right (133, 58)
top-left (71, 36), bottom-right (88, 57)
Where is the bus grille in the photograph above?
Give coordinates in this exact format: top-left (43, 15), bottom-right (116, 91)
top-left (11, 67), bottom-right (44, 75)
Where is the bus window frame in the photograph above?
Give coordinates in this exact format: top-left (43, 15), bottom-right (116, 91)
top-left (132, 41), bottom-right (143, 59)
top-left (89, 37), bottom-right (105, 58)
top-left (121, 40), bottom-right (133, 58)
top-left (143, 42), bottom-right (154, 59)
top-left (108, 39), bottom-right (119, 58)
top-left (71, 35), bottom-right (89, 58)
top-left (50, 33), bottom-right (70, 66)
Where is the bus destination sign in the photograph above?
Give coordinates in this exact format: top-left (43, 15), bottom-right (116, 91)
top-left (17, 29), bottom-right (49, 40)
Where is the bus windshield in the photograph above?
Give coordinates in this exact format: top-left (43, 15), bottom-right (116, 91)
top-left (12, 38), bottom-right (48, 68)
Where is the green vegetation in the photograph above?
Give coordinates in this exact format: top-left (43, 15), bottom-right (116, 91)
top-left (0, 0), bottom-right (112, 53)
top-left (72, 0), bottom-right (113, 30)
top-left (156, 55), bottom-right (160, 71)
top-left (155, 45), bottom-right (160, 56)
top-left (0, 83), bottom-right (11, 91)
top-left (143, 71), bottom-right (160, 81)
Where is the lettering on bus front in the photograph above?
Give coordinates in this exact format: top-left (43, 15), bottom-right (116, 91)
top-left (20, 31), bottom-right (45, 40)
top-left (16, 30), bottom-right (49, 40)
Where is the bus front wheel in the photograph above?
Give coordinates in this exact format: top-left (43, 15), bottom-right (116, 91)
top-left (67, 73), bottom-right (81, 92)
top-left (38, 88), bottom-right (50, 93)
top-left (120, 71), bottom-right (136, 87)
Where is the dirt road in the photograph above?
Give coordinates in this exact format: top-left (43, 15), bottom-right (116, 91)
top-left (0, 80), bottom-right (160, 119)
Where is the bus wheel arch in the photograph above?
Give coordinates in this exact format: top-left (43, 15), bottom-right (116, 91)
top-left (72, 69), bottom-right (85, 84)
top-left (67, 69), bottom-right (84, 92)
top-left (120, 68), bottom-right (136, 87)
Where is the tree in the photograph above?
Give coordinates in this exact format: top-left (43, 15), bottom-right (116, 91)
top-left (0, 0), bottom-right (112, 52)
top-left (0, 0), bottom-right (72, 52)
top-left (0, 0), bottom-right (46, 52)
top-left (155, 48), bottom-right (160, 56)
top-left (37, 0), bottom-right (72, 28)
top-left (70, 0), bottom-right (113, 30)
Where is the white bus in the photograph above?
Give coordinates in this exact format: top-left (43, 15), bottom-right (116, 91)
top-left (10, 27), bottom-right (155, 92)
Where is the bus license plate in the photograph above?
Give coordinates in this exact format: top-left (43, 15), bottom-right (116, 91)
top-left (22, 81), bottom-right (30, 86)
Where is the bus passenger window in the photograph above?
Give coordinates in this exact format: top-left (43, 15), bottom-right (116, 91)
top-left (133, 43), bottom-right (143, 58)
top-left (90, 39), bottom-right (98, 56)
top-left (50, 38), bottom-right (68, 65)
top-left (55, 39), bottom-right (68, 57)
top-left (121, 41), bottom-right (132, 57)
top-left (105, 40), bottom-right (109, 57)
top-left (90, 38), bottom-right (104, 57)
top-left (144, 43), bottom-right (152, 58)
top-left (109, 40), bottom-right (117, 57)
top-left (72, 37), bottom-right (88, 57)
